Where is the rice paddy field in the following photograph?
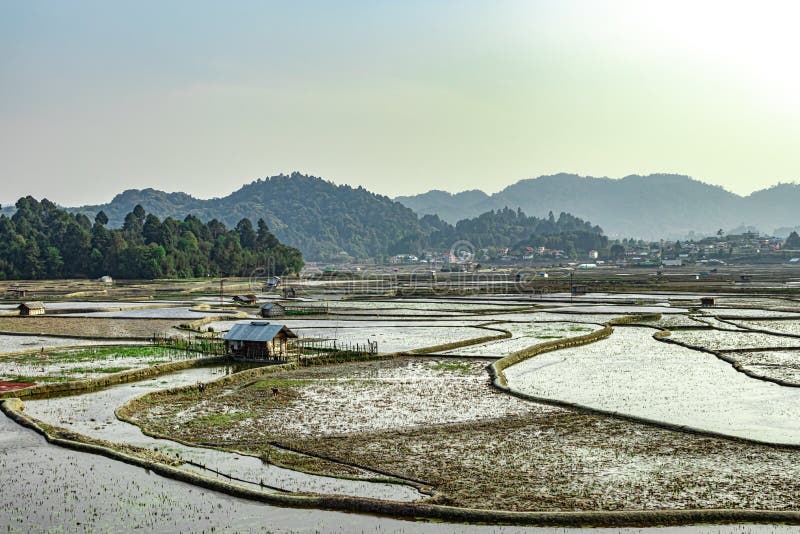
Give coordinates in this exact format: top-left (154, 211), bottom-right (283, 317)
top-left (439, 322), bottom-right (601, 356)
top-left (667, 329), bottom-right (800, 351)
top-left (5, 280), bottom-right (800, 531)
top-left (505, 326), bottom-right (800, 444)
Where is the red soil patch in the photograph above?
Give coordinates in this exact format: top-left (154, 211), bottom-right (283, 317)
top-left (0, 381), bottom-right (36, 393)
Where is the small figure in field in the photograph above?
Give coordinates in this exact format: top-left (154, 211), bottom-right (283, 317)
top-left (271, 387), bottom-right (279, 397)
top-left (198, 382), bottom-right (206, 393)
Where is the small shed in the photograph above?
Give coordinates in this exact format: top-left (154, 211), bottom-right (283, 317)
top-left (571, 285), bottom-right (588, 296)
top-left (700, 297), bottom-right (715, 307)
top-left (232, 294), bottom-right (257, 305)
top-left (18, 302), bottom-right (45, 316)
top-left (259, 302), bottom-right (286, 318)
top-left (222, 321), bottom-right (297, 360)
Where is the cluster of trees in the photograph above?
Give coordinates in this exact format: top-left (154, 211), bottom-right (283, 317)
top-left (786, 231), bottom-right (800, 250)
top-left (0, 197), bottom-right (303, 280)
top-left (418, 208), bottom-right (607, 257)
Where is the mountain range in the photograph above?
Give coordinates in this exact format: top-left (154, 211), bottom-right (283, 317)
top-left (3, 172), bottom-right (798, 260)
top-left (396, 174), bottom-right (800, 240)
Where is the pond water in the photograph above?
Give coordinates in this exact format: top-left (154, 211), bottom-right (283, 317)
top-left (23, 365), bottom-right (422, 501)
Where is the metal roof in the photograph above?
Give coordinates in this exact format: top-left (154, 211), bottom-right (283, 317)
top-left (259, 302), bottom-right (285, 310)
top-left (19, 302), bottom-right (45, 309)
top-left (222, 321), bottom-right (296, 342)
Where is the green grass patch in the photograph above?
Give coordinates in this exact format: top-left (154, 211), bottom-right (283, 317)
top-left (0, 375), bottom-right (70, 383)
top-left (66, 366), bottom-right (133, 375)
top-left (7, 346), bottom-right (180, 365)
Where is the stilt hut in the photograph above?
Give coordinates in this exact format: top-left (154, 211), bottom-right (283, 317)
top-left (222, 321), bottom-right (297, 360)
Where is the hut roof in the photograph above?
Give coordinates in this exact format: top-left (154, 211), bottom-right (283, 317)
top-left (222, 321), bottom-right (296, 342)
top-left (18, 302), bottom-right (45, 310)
top-left (259, 302), bottom-right (285, 310)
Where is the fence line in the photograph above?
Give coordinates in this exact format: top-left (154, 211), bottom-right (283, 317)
top-left (150, 332), bottom-right (378, 363)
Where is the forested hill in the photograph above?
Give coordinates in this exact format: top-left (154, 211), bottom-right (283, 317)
top-left (422, 208), bottom-right (607, 256)
top-left (3, 174), bottom-right (608, 263)
top-left (0, 197), bottom-right (303, 280)
top-left (75, 173), bottom-right (429, 261)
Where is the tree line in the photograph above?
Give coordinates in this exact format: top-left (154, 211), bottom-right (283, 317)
top-left (0, 197), bottom-right (303, 280)
top-left (401, 207), bottom-right (607, 258)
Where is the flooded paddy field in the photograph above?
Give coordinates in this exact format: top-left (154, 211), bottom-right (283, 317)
top-left (288, 325), bottom-right (492, 352)
top-left (440, 322), bottom-right (601, 357)
top-left (505, 326), bottom-right (800, 444)
top-left (123, 348), bottom-right (800, 514)
top-left (729, 319), bottom-right (800, 336)
top-left (6, 286), bottom-right (800, 530)
top-left (667, 329), bottom-right (800, 351)
top-left (23, 364), bottom-right (422, 501)
top-left (723, 350), bottom-right (800, 384)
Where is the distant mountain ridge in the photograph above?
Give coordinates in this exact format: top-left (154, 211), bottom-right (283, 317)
top-left (396, 174), bottom-right (800, 239)
top-left (5, 172), bottom-right (798, 260)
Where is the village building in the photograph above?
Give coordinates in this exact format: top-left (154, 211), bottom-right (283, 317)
top-left (18, 302), bottom-right (45, 316)
top-left (232, 294), bottom-right (257, 305)
top-left (259, 302), bottom-right (286, 318)
top-left (222, 321), bottom-right (297, 360)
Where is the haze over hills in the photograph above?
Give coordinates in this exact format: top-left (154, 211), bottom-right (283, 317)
top-left (3, 172), bottom-right (798, 261)
top-left (396, 174), bottom-right (800, 240)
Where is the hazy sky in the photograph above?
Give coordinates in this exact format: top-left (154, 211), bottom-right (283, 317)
top-left (2, 0), bottom-right (800, 206)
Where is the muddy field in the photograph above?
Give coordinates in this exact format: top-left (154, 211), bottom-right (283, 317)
top-left (284, 410), bottom-right (800, 512)
top-left (0, 317), bottom-right (184, 339)
top-left (125, 357), bottom-right (537, 442)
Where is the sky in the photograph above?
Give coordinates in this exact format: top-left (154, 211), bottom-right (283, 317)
top-left (2, 0), bottom-right (800, 206)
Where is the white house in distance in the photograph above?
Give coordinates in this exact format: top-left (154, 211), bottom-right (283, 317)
top-left (588, 250), bottom-right (599, 259)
